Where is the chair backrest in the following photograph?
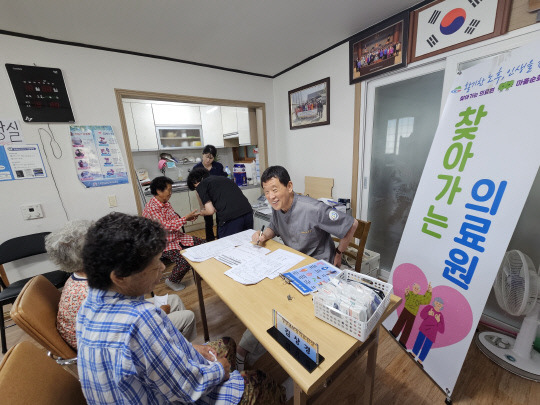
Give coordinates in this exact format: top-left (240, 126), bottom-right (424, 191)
top-left (0, 232), bottom-right (51, 287)
top-left (10, 275), bottom-right (77, 359)
top-left (334, 219), bottom-right (371, 272)
top-left (0, 341), bottom-right (86, 405)
top-left (304, 176), bottom-right (334, 199)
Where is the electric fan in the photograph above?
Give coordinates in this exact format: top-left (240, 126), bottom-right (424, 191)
top-left (476, 250), bottom-right (540, 381)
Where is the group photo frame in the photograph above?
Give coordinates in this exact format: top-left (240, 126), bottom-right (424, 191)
top-left (349, 11), bottom-right (409, 84)
top-left (288, 77), bottom-right (330, 130)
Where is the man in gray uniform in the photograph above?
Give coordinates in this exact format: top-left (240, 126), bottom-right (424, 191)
top-left (236, 165), bottom-right (359, 370)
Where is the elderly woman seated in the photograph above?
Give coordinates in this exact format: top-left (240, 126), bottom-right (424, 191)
top-left (45, 220), bottom-right (196, 350)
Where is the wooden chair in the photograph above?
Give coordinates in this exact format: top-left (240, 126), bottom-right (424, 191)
top-left (10, 274), bottom-right (77, 361)
top-left (0, 232), bottom-right (70, 353)
top-left (333, 219), bottom-right (371, 272)
top-left (0, 341), bottom-right (86, 405)
top-left (304, 176), bottom-right (334, 199)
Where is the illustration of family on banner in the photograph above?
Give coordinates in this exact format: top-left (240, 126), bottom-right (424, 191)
top-left (382, 40), bottom-right (540, 396)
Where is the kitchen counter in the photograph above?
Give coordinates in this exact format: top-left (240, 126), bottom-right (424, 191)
top-left (144, 182), bottom-right (260, 196)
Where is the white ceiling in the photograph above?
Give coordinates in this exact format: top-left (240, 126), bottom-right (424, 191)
top-left (0, 0), bottom-right (420, 77)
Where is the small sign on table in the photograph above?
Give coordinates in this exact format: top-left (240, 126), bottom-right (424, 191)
top-left (267, 309), bottom-right (324, 373)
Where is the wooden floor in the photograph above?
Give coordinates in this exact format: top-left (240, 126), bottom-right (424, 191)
top-left (3, 228), bottom-right (539, 404)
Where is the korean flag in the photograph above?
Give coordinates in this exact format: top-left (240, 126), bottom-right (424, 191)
top-left (415, 0), bottom-right (499, 58)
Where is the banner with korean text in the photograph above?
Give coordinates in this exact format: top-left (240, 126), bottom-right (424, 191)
top-left (382, 42), bottom-right (540, 396)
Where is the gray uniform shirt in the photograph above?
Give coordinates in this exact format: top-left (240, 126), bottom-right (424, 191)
top-left (268, 193), bottom-right (354, 263)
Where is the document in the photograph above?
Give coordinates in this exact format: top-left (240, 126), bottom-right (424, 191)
top-left (224, 249), bottom-right (304, 285)
top-left (181, 229), bottom-right (257, 262)
top-left (215, 243), bottom-right (270, 267)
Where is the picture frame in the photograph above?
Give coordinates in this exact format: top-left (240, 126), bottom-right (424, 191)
top-left (408, 0), bottom-right (512, 63)
top-left (349, 11), bottom-right (409, 84)
top-left (288, 77), bottom-right (330, 130)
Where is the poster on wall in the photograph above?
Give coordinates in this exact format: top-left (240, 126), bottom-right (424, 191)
top-left (382, 42), bottom-right (540, 397)
top-left (70, 125), bottom-right (129, 188)
top-left (0, 144), bottom-right (47, 181)
top-left (0, 119), bottom-right (24, 145)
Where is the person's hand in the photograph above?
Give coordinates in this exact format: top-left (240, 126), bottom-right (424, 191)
top-left (428, 308), bottom-right (434, 316)
top-left (185, 210), bottom-right (199, 222)
top-left (434, 314), bottom-right (441, 323)
top-left (217, 357), bottom-right (231, 380)
top-left (251, 231), bottom-right (267, 245)
top-left (405, 286), bottom-right (410, 294)
top-left (427, 282), bottom-right (432, 293)
top-left (333, 252), bottom-right (342, 268)
top-left (193, 344), bottom-right (217, 362)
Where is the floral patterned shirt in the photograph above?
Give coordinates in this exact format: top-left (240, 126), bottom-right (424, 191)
top-left (57, 273), bottom-right (89, 349)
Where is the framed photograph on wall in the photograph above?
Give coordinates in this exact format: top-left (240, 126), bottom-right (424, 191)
top-left (349, 11), bottom-right (409, 84)
top-left (288, 77), bottom-right (330, 130)
top-left (409, 0), bottom-right (512, 63)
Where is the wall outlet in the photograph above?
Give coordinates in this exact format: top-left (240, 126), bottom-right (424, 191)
top-left (21, 204), bottom-right (43, 220)
top-left (108, 195), bottom-right (118, 207)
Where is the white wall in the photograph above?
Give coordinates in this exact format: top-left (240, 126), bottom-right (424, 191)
top-left (271, 44), bottom-right (355, 200)
top-left (0, 34), bottom-right (273, 280)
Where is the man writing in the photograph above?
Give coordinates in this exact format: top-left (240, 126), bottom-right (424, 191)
top-left (237, 165), bottom-right (358, 370)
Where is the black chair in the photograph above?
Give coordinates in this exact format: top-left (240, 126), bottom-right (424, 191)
top-left (0, 232), bottom-right (69, 353)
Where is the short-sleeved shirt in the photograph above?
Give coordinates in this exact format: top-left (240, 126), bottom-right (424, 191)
top-left (57, 273), bottom-right (89, 349)
top-left (196, 176), bottom-right (252, 226)
top-left (269, 193), bottom-right (354, 263)
top-left (192, 161), bottom-right (227, 177)
top-left (77, 288), bottom-right (244, 404)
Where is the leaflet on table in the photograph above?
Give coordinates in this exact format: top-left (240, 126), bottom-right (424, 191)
top-left (215, 243), bottom-right (270, 267)
top-left (282, 260), bottom-right (342, 295)
top-left (224, 249), bottom-right (304, 285)
top-left (70, 125), bottom-right (128, 188)
top-left (181, 230), bottom-right (255, 262)
top-left (0, 144), bottom-right (46, 181)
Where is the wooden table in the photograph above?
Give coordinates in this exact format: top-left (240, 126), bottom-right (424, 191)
top-left (185, 240), bottom-right (400, 405)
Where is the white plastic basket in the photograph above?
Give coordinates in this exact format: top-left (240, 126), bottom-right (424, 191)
top-left (313, 271), bottom-right (393, 341)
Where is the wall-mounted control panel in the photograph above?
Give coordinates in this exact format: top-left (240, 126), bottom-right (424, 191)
top-left (21, 204), bottom-right (43, 220)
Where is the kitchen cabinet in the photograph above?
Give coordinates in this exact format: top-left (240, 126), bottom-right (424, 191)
top-left (156, 127), bottom-right (203, 150)
top-left (153, 104), bottom-right (202, 126)
top-left (200, 106), bottom-right (224, 148)
top-left (221, 106), bottom-right (238, 135)
top-left (131, 103), bottom-right (159, 150)
top-left (122, 102), bottom-right (139, 150)
top-left (168, 191), bottom-right (192, 223)
top-left (237, 108), bottom-right (251, 145)
top-left (221, 106), bottom-right (252, 145)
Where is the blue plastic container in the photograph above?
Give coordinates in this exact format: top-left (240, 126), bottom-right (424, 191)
top-left (233, 164), bottom-right (247, 186)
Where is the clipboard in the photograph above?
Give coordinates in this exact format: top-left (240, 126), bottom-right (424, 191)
top-left (281, 260), bottom-right (342, 295)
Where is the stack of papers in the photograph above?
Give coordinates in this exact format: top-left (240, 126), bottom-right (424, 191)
top-left (182, 230), bottom-right (254, 262)
top-left (224, 249), bottom-right (304, 285)
top-left (181, 229), bottom-right (305, 286)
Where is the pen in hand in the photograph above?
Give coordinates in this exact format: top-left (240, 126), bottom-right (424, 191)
top-left (257, 225), bottom-right (265, 245)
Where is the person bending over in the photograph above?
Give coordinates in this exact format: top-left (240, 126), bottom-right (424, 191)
top-left (143, 175), bottom-right (202, 291)
top-left (192, 144), bottom-right (227, 241)
top-left (187, 167), bottom-right (253, 238)
top-left (77, 212), bottom-right (284, 405)
top-left (237, 165), bottom-right (359, 370)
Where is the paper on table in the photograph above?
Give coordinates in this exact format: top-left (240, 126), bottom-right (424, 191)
top-left (215, 242), bottom-right (271, 267)
top-left (182, 238), bottom-right (236, 262)
top-left (181, 229), bottom-right (257, 262)
top-left (224, 248), bottom-right (304, 285)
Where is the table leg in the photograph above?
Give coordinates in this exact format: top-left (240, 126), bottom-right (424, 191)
top-left (294, 382), bottom-right (308, 405)
top-left (363, 328), bottom-right (379, 405)
top-left (194, 271), bottom-right (210, 342)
